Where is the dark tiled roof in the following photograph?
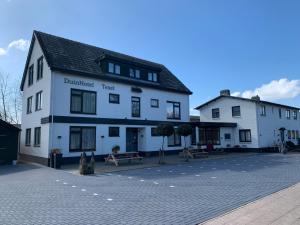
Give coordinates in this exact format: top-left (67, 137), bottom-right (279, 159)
top-left (20, 31), bottom-right (192, 95)
top-left (195, 95), bottom-right (300, 110)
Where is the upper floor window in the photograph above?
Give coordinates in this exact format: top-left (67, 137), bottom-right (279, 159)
top-left (130, 69), bottom-right (140, 79)
top-left (151, 99), bottom-right (159, 108)
top-left (109, 93), bottom-right (120, 104)
top-left (260, 105), bottom-right (266, 116)
top-left (212, 108), bottom-right (220, 119)
top-left (108, 62), bottom-right (120, 75)
top-left (35, 91), bottom-right (42, 111)
top-left (37, 56), bottom-right (43, 80)
top-left (131, 97), bottom-right (140, 117)
top-left (232, 106), bottom-right (241, 117)
top-left (70, 89), bottom-right (96, 114)
top-left (279, 108), bottom-right (282, 118)
top-left (286, 109), bottom-right (291, 119)
top-left (28, 64), bottom-right (34, 86)
top-left (293, 110), bottom-right (297, 120)
top-left (148, 72), bottom-right (157, 82)
top-left (239, 129), bottom-right (251, 142)
top-left (167, 101), bottom-right (180, 119)
top-left (27, 96), bottom-right (33, 114)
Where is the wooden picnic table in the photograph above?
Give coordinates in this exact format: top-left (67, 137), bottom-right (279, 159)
top-left (105, 152), bottom-right (143, 166)
top-left (181, 148), bottom-right (208, 159)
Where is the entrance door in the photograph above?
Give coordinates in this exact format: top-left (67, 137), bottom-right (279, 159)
top-left (126, 128), bottom-right (138, 152)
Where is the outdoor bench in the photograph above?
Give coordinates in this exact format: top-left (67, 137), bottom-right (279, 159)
top-left (105, 152), bottom-right (143, 166)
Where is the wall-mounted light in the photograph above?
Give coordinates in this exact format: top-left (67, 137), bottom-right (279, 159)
top-left (57, 136), bottom-right (62, 139)
top-left (101, 136), bottom-right (105, 138)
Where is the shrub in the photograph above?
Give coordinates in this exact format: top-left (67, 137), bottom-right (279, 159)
top-left (112, 145), bottom-right (120, 154)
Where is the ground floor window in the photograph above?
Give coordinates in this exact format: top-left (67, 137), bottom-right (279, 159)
top-left (168, 129), bottom-right (181, 147)
top-left (191, 127), bottom-right (196, 145)
top-left (199, 127), bottom-right (220, 145)
top-left (239, 129), bottom-right (251, 142)
top-left (69, 126), bottom-right (96, 152)
top-left (25, 128), bottom-right (31, 146)
top-left (224, 133), bottom-right (231, 140)
top-left (109, 127), bottom-right (120, 137)
top-left (151, 127), bottom-right (160, 136)
top-left (34, 127), bottom-right (41, 146)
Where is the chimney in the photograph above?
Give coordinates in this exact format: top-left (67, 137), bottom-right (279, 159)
top-left (220, 89), bottom-right (231, 96)
top-left (251, 95), bottom-right (260, 101)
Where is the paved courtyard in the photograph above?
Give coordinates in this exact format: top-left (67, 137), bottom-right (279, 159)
top-left (1, 153), bottom-right (300, 225)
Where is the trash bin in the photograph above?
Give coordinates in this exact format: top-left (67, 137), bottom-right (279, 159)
top-left (54, 153), bottom-right (63, 169)
top-left (49, 153), bottom-right (54, 168)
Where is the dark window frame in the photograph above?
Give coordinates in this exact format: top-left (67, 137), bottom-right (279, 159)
top-left (25, 128), bottom-right (31, 146)
top-left (148, 72), bottom-right (158, 82)
top-left (109, 127), bottom-right (120, 137)
top-left (167, 101), bottom-right (181, 120)
top-left (151, 99), bottom-right (159, 108)
top-left (293, 110), bottom-right (297, 120)
top-left (28, 64), bottom-right (34, 86)
top-left (232, 106), bottom-right (241, 117)
top-left (260, 105), bottom-right (266, 116)
top-left (167, 129), bottom-right (181, 147)
top-left (239, 129), bottom-right (252, 143)
top-left (108, 62), bottom-right (121, 75)
top-left (151, 127), bottom-right (160, 136)
top-left (34, 127), bottom-right (41, 147)
top-left (212, 108), bottom-right (220, 119)
top-left (35, 91), bottom-right (42, 111)
top-left (109, 93), bottom-right (120, 104)
top-left (279, 108), bottom-right (282, 118)
top-left (69, 126), bottom-right (96, 152)
top-left (199, 127), bottom-right (221, 145)
top-left (27, 96), bottom-right (33, 114)
top-left (131, 96), bottom-right (141, 118)
top-left (37, 56), bottom-right (43, 81)
top-left (224, 133), bottom-right (231, 140)
top-left (129, 68), bottom-right (140, 79)
top-left (286, 109), bottom-right (291, 119)
top-left (70, 88), bottom-right (97, 115)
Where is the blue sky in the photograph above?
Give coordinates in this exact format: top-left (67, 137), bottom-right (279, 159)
top-left (1, 0), bottom-right (300, 114)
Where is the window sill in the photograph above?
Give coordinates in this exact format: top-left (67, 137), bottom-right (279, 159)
top-left (167, 118), bottom-right (181, 120)
top-left (69, 149), bottom-right (96, 152)
top-left (70, 112), bottom-right (97, 115)
top-left (34, 145), bottom-right (40, 147)
top-left (25, 144), bottom-right (31, 147)
top-left (35, 109), bottom-right (42, 112)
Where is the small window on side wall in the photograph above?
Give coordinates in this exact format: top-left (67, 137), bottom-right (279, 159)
top-left (212, 108), bottom-right (220, 119)
top-left (239, 129), bottom-right (251, 142)
top-left (224, 133), bottom-right (231, 140)
top-left (109, 127), bottom-right (120, 137)
top-left (28, 64), bottom-right (34, 86)
top-left (151, 128), bottom-right (160, 136)
top-left (232, 106), bottom-right (241, 117)
top-left (109, 94), bottom-right (120, 104)
top-left (37, 56), bottom-right (43, 80)
top-left (151, 99), bottom-right (159, 108)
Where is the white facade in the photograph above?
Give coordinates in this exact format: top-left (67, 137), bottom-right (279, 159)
top-left (197, 94), bottom-right (300, 150)
top-left (20, 33), bottom-right (191, 163)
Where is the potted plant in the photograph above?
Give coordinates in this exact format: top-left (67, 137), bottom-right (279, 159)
top-left (112, 145), bottom-right (120, 154)
top-left (51, 148), bottom-right (63, 169)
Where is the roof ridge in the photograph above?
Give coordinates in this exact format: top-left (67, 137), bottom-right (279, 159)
top-left (33, 30), bottom-right (164, 68)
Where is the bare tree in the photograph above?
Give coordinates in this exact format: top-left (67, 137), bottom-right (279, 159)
top-left (0, 71), bottom-right (22, 124)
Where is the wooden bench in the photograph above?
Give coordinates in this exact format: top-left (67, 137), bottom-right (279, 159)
top-left (181, 148), bottom-right (208, 159)
top-left (105, 152), bottom-right (143, 166)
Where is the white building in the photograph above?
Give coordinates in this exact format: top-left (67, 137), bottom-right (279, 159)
top-left (194, 90), bottom-right (300, 151)
top-left (19, 31), bottom-right (192, 165)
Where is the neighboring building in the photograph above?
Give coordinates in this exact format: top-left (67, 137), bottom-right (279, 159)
top-left (0, 119), bottom-right (20, 164)
top-left (19, 31), bottom-right (192, 165)
top-left (194, 90), bottom-right (300, 150)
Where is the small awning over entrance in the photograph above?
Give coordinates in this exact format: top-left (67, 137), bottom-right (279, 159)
top-left (190, 122), bottom-right (237, 128)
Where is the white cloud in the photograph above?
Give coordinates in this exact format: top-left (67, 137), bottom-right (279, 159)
top-left (0, 39), bottom-right (30, 56)
top-left (190, 107), bottom-right (199, 116)
top-left (233, 78), bottom-right (300, 101)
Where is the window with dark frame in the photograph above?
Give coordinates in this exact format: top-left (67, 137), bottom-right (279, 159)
top-left (69, 127), bottom-right (96, 152)
top-left (151, 128), bottom-right (160, 136)
top-left (109, 93), bottom-right (120, 104)
top-left (191, 127), bottom-right (197, 145)
top-left (239, 129), bottom-right (251, 142)
top-left (212, 108), bottom-right (220, 119)
top-left (148, 72), bottom-right (158, 82)
top-left (129, 68), bottom-right (140, 79)
top-left (199, 127), bottom-right (220, 145)
top-left (28, 64), bottom-right (34, 86)
top-left (293, 110), bottom-right (297, 120)
top-left (286, 109), bottom-right (291, 119)
top-left (224, 133), bottom-right (231, 140)
top-left (25, 128), bottom-right (31, 146)
top-left (35, 91), bottom-right (42, 111)
top-left (34, 127), bottom-right (41, 146)
top-left (279, 108), bottom-right (282, 118)
top-left (131, 97), bottom-right (140, 117)
top-left (232, 106), bottom-right (241, 117)
top-left (167, 129), bottom-right (181, 147)
top-left (260, 105), bottom-right (266, 116)
top-left (37, 56), bottom-right (43, 80)
top-left (108, 62), bottom-right (120, 75)
top-left (70, 89), bottom-right (96, 114)
top-left (167, 101), bottom-right (181, 119)
top-left (151, 99), bottom-right (159, 108)
top-left (109, 127), bottom-right (120, 137)
top-left (27, 96), bottom-right (32, 114)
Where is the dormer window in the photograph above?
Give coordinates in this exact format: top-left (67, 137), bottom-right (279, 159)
top-left (130, 69), bottom-right (140, 79)
top-left (148, 72), bottom-right (157, 82)
top-left (108, 62), bottom-right (120, 75)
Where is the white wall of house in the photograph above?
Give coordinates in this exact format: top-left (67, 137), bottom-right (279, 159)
top-left (199, 97), bottom-right (259, 148)
top-left (20, 35), bottom-right (52, 158)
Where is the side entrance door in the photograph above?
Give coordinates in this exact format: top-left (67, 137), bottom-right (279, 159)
top-left (126, 128), bottom-right (138, 152)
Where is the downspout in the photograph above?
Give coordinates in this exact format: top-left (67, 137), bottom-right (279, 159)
top-left (50, 71), bottom-right (54, 155)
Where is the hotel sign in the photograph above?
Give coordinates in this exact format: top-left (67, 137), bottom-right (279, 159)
top-left (64, 78), bottom-right (94, 87)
